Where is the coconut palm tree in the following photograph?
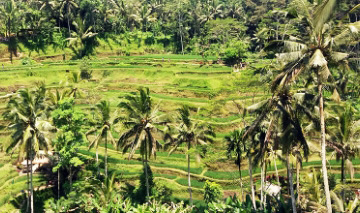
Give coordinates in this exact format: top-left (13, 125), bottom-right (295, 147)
top-left (86, 100), bottom-right (117, 178)
top-left (117, 88), bottom-right (165, 202)
top-left (226, 129), bottom-right (245, 201)
top-left (165, 105), bottom-right (215, 206)
top-left (67, 17), bottom-right (98, 58)
top-left (3, 85), bottom-right (52, 213)
top-left (59, 0), bottom-right (78, 36)
top-left (326, 104), bottom-right (360, 193)
top-left (269, 1), bottom-right (360, 211)
top-left (244, 88), bottom-right (310, 212)
top-left (0, 0), bottom-right (22, 63)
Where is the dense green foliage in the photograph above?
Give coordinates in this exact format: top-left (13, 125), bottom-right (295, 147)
top-left (1, 0), bottom-right (359, 59)
top-left (0, 0), bottom-right (359, 212)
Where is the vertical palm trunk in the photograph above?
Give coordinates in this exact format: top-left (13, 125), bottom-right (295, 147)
top-left (30, 144), bottom-right (34, 213)
top-left (58, 168), bottom-right (60, 199)
top-left (178, 0), bottom-right (184, 55)
top-left (273, 153), bottom-right (280, 187)
top-left (188, 141), bottom-right (193, 206)
top-left (296, 159), bottom-right (300, 205)
top-left (8, 18), bottom-right (13, 64)
top-left (67, 6), bottom-right (71, 37)
top-left (248, 156), bottom-right (256, 210)
top-left (26, 147), bottom-right (30, 213)
top-left (237, 155), bottom-right (244, 201)
top-left (318, 82), bottom-right (332, 213)
top-left (260, 161), bottom-right (264, 209)
top-left (96, 147), bottom-right (99, 177)
top-left (69, 165), bottom-right (72, 190)
top-left (341, 155), bottom-right (345, 183)
top-left (263, 162), bottom-right (267, 208)
top-left (144, 142), bottom-right (150, 202)
top-left (287, 153), bottom-right (296, 213)
top-left (105, 133), bottom-right (108, 178)
top-left (341, 155), bottom-right (345, 202)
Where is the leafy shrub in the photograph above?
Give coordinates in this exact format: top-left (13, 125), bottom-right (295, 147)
top-left (79, 60), bottom-right (92, 80)
top-left (204, 180), bottom-right (223, 204)
top-left (102, 70), bottom-right (112, 78)
top-left (134, 164), bottom-right (155, 203)
top-left (222, 41), bottom-right (248, 66)
top-left (152, 181), bottom-right (173, 202)
top-left (21, 57), bottom-right (34, 65)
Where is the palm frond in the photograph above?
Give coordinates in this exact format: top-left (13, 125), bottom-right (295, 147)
top-left (313, 0), bottom-right (337, 33)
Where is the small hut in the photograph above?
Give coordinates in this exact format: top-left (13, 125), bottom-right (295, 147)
top-left (20, 151), bottom-right (53, 173)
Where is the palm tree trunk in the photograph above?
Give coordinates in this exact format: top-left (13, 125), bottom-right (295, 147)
top-left (26, 147), bottom-right (30, 213)
top-left (341, 155), bottom-right (345, 183)
top-left (30, 144), bottom-right (34, 213)
top-left (287, 153), bottom-right (296, 213)
top-left (144, 144), bottom-right (150, 202)
top-left (187, 141), bottom-right (193, 206)
top-left (248, 156), bottom-right (256, 210)
top-left (69, 165), bottom-right (72, 190)
top-left (318, 82), bottom-right (332, 213)
top-left (263, 162), bottom-right (267, 208)
top-left (273, 152), bottom-right (280, 187)
top-left (260, 161), bottom-right (264, 209)
top-left (105, 134), bottom-right (108, 178)
top-left (58, 168), bottom-right (60, 199)
top-left (296, 159), bottom-right (300, 205)
top-left (178, 0), bottom-right (184, 55)
top-left (96, 147), bottom-right (99, 177)
top-left (67, 5), bottom-right (71, 37)
top-left (341, 155), bottom-right (345, 203)
top-left (238, 157), bottom-right (244, 202)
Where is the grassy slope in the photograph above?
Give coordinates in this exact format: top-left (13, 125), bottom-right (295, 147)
top-left (0, 52), bottom-right (357, 206)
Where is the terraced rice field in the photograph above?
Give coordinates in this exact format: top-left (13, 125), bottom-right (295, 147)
top-left (0, 54), bottom-right (357, 203)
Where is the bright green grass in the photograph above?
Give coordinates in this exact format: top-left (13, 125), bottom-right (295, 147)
top-left (176, 178), bottom-right (206, 188)
top-left (109, 54), bottom-right (217, 61)
top-left (154, 174), bottom-right (177, 180)
top-left (79, 149), bottom-right (203, 174)
top-left (0, 164), bottom-right (18, 189)
top-left (0, 175), bottom-right (45, 207)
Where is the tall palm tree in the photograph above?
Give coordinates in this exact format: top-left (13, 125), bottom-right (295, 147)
top-left (67, 17), bottom-right (98, 58)
top-left (0, 0), bottom-right (22, 63)
top-left (3, 86), bottom-right (52, 213)
top-left (269, 1), bottom-right (360, 211)
top-left (59, 0), bottom-right (78, 36)
top-left (244, 89), bottom-right (310, 212)
top-left (86, 100), bottom-right (116, 178)
top-left (117, 88), bottom-right (165, 202)
top-left (328, 104), bottom-right (360, 183)
top-left (225, 129), bottom-right (245, 201)
top-left (165, 106), bottom-right (215, 206)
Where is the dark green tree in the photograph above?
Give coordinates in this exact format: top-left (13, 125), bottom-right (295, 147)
top-left (52, 98), bottom-right (85, 195)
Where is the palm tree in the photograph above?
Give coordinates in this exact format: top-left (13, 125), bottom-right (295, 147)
top-left (165, 106), bottom-right (215, 206)
top-left (86, 100), bottom-right (116, 178)
top-left (117, 88), bottom-right (165, 202)
top-left (67, 17), bottom-right (98, 58)
top-left (327, 103), bottom-right (360, 202)
top-left (244, 89), bottom-right (310, 212)
top-left (0, 0), bottom-right (21, 63)
top-left (269, 1), bottom-right (360, 211)
top-left (225, 129), bottom-right (245, 201)
top-left (90, 172), bottom-right (120, 208)
top-left (3, 86), bottom-right (52, 213)
top-left (243, 129), bottom-right (257, 210)
top-left (59, 0), bottom-right (78, 36)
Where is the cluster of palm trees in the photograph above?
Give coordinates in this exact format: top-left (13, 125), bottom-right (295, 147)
top-left (226, 0), bottom-right (360, 212)
top-left (3, 83), bottom-right (215, 212)
top-left (3, 0), bottom-right (358, 59)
